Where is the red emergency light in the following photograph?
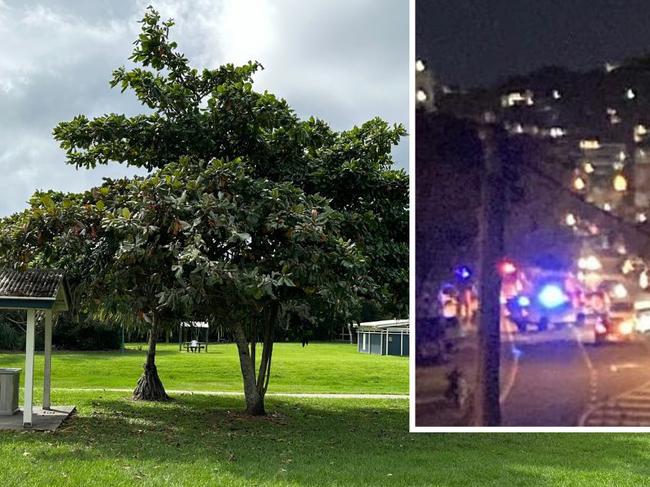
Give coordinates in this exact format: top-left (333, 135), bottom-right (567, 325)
top-left (499, 260), bottom-right (517, 275)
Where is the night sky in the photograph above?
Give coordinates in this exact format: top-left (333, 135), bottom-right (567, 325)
top-left (417, 0), bottom-right (650, 88)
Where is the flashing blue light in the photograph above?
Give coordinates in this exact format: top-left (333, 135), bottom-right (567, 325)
top-left (517, 296), bottom-right (531, 307)
top-left (538, 284), bottom-right (568, 309)
top-left (455, 265), bottom-right (472, 281)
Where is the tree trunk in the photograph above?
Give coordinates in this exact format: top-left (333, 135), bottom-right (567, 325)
top-left (475, 125), bottom-right (505, 426)
top-left (234, 321), bottom-right (265, 415)
top-left (133, 313), bottom-right (170, 401)
top-left (256, 304), bottom-right (276, 397)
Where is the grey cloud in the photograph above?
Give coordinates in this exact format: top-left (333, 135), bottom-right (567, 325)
top-left (0, 0), bottom-right (408, 217)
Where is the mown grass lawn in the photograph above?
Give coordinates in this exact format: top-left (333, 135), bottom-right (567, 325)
top-left (1, 390), bottom-right (650, 486)
top-left (0, 342), bottom-right (408, 394)
top-left (2, 343), bottom-right (650, 486)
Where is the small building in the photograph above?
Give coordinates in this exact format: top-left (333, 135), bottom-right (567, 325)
top-left (0, 269), bottom-right (72, 429)
top-left (356, 319), bottom-right (409, 356)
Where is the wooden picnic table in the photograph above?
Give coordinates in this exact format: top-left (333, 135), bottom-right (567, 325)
top-left (183, 341), bottom-right (207, 353)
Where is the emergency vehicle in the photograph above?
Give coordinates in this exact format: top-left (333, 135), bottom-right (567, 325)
top-left (501, 264), bottom-right (583, 332)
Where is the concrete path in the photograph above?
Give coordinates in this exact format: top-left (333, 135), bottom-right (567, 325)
top-left (52, 387), bottom-right (408, 400)
top-left (0, 406), bottom-right (75, 431)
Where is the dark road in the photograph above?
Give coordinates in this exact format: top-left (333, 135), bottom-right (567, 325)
top-left (415, 328), bottom-right (650, 427)
top-left (502, 329), bottom-right (650, 426)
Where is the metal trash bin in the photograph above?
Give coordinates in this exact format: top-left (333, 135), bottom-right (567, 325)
top-left (0, 368), bottom-right (20, 415)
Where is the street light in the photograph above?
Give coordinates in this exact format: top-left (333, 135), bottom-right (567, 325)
top-left (565, 213), bottom-right (577, 226)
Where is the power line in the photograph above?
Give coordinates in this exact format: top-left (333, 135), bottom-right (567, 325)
top-left (517, 160), bottom-right (650, 240)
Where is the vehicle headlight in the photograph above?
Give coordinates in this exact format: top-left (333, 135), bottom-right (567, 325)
top-left (619, 319), bottom-right (635, 335)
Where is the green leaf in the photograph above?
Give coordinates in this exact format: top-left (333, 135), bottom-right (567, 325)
top-left (40, 194), bottom-right (55, 210)
top-left (122, 208), bottom-right (131, 219)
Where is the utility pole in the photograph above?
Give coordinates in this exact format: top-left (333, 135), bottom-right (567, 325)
top-left (475, 125), bottom-right (506, 426)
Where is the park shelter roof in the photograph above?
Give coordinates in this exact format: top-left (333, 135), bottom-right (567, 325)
top-left (181, 321), bottom-right (209, 328)
top-left (355, 319), bottom-right (410, 331)
top-left (0, 269), bottom-right (71, 311)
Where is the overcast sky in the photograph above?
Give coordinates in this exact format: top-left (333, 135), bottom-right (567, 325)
top-left (0, 0), bottom-right (408, 217)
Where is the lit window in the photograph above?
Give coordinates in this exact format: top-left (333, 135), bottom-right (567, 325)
top-left (416, 89), bottom-right (428, 102)
top-left (578, 255), bottom-right (602, 271)
top-left (552, 90), bottom-right (561, 100)
top-left (416, 59), bottom-right (426, 72)
top-left (626, 88), bottom-right (636, 100)
top-left (580, 139), bottom-right (600, 150)
top-left (637, 212), bottom-right (648, 223)
top-left (603, 202), bottom-right (612, 211)
top-left (584, 162), bottom-right (594, 173)
top-left (573, 176), bottom-right (586, 191)
top-left (549, 127), bottom-right (565, 138)
top-left (641, 271), bottom-right (649, 289)
top-left (565, 213), bottom-right (577, 226)
top-left (613, 175), bottom-right (627, 192)
top-left (483, 111), bottom-right (496, 123)
top-left (635, 124), bottom-right (647, 142)
top-left (501, 90), bottom-right (534, 107)
top-left (612, 283), bottom-right (628, 299)
top-left (622, 259), bottom-right (634, 274)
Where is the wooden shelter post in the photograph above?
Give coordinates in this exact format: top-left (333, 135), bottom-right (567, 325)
top-left (23, 309), bottom-right (36, 427)
top-left (43, 310), bottom-right (53, 410)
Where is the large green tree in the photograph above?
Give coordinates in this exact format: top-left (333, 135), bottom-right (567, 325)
top-left (45, 8), bottom-right (407, 413)
top-left (143, 157), bottom-right (369, 414)
top-left (53, 8), bottom-right (407, 318)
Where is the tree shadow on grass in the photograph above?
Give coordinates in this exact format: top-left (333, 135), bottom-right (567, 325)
top-left (7, 395), bottom-right (650, 486)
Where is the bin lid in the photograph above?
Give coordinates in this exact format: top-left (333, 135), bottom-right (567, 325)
top-left (0, 368), bottom-right (21, 374)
